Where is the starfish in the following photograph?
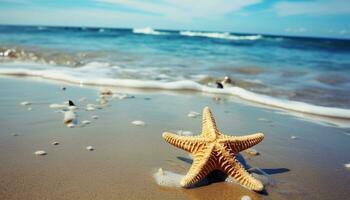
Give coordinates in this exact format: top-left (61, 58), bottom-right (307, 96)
top-left (162, 107), bottom-right (265, 191)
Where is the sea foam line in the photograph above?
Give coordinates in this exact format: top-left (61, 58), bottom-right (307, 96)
top-left (0, 66), bottom-right (350, 119)
top-left (132, 27), bottom-right (168, 35)
top-left (179, 31), bottom-right (262, 41)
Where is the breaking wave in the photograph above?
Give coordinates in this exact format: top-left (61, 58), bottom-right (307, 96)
top-left (1, 62), bottom-right (350, 120)
top-left (179, 31), bottom-right (262, 41)
top-left (133, 27), bottom-right (168, 35)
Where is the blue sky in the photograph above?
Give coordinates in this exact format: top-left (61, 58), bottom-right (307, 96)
top-left (0, 0), bottom-right (349, 38)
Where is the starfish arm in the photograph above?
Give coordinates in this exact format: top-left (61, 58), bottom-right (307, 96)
top-left (180, 145), bottom-right (216, 187)
top-left (220, 132), bottom-right (264, 153)
top-left (219, 154), bottom-right (264, 191)
top-left (201, 107), bottom-right (220, 139)
top-left (162, 132), bottom-right (208, 153)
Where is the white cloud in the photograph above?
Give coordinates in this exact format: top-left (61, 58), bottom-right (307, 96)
top-left (97, 0), bottom-right (262, 20)
top-left (274, 0), bottom-right (350, 16)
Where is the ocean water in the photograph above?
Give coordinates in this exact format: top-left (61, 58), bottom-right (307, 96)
top-left (0, 25), bottom-right (350, 117)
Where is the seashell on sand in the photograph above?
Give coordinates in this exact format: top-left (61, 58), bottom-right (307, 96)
top-left (34, 150), bottom-right (47, 155)
top-left (91, 115), bottom-right (99, 119)
top-left (52, 141), bottom-right (59, 145)
top-left (290, 136), bottom-right (298, 140)
top-left (86, 104), bottom-right (96, 111)
top-left (86, 146), bottom-right (94, 151)
top-left (187, 111), bottom-right (200, 118)
top-left (20, 101), bottom-right (31, 106)
top-left (67, 123), bottom-right (75, 128)
top-left (82, 120), bottom-right (91, 125)
top-left (241, 195), bottom-right (252, 200)
top-left (132, 120), bottom-right (146, 126)
top-left (63, 110), bottom-right (76, 124)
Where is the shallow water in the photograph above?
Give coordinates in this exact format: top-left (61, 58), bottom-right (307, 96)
top-left (0, 25), bottom-right (350, 110)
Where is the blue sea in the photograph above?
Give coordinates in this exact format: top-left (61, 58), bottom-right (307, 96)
top-left (0, 25), bottom-right (350, 117)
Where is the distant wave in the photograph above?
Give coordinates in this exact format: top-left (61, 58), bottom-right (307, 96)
top-left (179, 31), bottom-right (262, 41)
top-left (1, 62), bottom-right (350, 120)
top-left (133, 27), bottom-right (168, 35)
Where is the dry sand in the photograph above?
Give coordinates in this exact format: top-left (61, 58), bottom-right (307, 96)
top-left (0, 77), bottom-right (350, 200)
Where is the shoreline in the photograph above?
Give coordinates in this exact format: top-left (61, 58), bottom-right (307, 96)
top-left (1, 65), bottom-right (350, 124)
top-left (0, 77), bottom-right (350, 200)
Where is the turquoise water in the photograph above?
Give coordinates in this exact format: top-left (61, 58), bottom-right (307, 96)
top-left (0, 25), bottom-right (350, 110)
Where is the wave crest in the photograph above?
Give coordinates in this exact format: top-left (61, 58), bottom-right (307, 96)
top-left (133, 27), bottom-right (167, 35)
top-left (179, 31), bottom-right (262, 41)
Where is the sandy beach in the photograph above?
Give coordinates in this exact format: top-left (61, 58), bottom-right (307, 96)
top-left (0, 77), bottom-right (349, 200)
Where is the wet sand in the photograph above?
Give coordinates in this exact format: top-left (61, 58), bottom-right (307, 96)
top-left (0, 77), bottom-right (350, 200)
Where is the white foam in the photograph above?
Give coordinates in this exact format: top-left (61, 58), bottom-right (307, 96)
top-left (153, 169), bottom-right (183, 187)
top-left (1, 63), bottom-right (350, 120)
top-left (133, 27), bottom-right (167, 35)
top-left (179, 31), bottom-right (262, 41)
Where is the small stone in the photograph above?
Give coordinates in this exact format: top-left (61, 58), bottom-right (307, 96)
top-left (158, 168), bottom-right (164, 176)
top-left (52, 141), bottom-right (59, 145)
top-left (86, 146), bottom-right (94, 151)
top-left (91, 115), bottom-right (99, 119)
top-left (82, 120), bottom-right (91, 125)
top-left (12, 133), bottom-right (18, 136)
top-left (86, 104), bottom-right (96, 111)
top-left (241, 195), bottom-right (251, 200)
top-left (20, 101), bottom-right (31, 106)
top-left (187, 111), bottom-right (200, 118)
top-left (291, 136), bottom-right (298, 140)
top-left (67, 123), bottom-right (75, 128)
top-left (132, 120), bottom-right (146, 126)
top-left (34, 150), bottom-right (47, 155)
top-left (27, 107), bottom-right (32, 111)
top-left (144, 97), bottom-right (152, 100)
top-left (344, 163), bottom-right (350, 168)
top-left (68, 100), bottom-right (75, 106)
top-left (61, 86), bottom-right (66, 91)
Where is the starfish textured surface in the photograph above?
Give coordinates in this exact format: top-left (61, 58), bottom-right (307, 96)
top-left (162, 107), bottom-right (264, 191)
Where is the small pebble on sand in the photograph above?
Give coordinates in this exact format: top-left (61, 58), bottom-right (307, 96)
top-left (82, 120), bottom-right (91, 125)
top-left (132, 120), bottom-right (146, 126)
top-left (91, 115), bottom-right (99, 119)
top-left (27, 107), bottom-right (32, 111)
top-left (187, 111), bottom-right (200, 118)
top-left (20, 101), bottom-right (31, 106)
top-left (60, 86), bottom-right (66, 91)
top-left (245, 148), bottom-right (260, 156)
top-left (67, 123), bottom-right (75, 128)
top-left (241, 195), bottom-right (252, 200)
top-left (52, 141), bottom-right (59, 145)
top-left (34, 150), bottom-right (47, 156)
top-left (12, 133), bottom-right (18, 136)
top-left (291, 136), bottom-right (298, 140)
top-left (344, 163), bottom-right (350, 168)
top-left (86, 104), bottom-right (96, 111)
top-left (86, 146), bottom-right (94, 151)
